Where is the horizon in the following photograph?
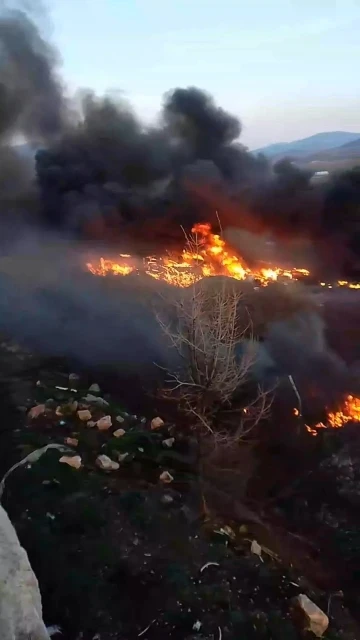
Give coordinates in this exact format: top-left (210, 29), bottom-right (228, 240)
top-left (47, 0), bottom-right (360, 149)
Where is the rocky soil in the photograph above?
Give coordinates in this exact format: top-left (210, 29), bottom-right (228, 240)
top-left (0, 339), bottom-right (359, 640)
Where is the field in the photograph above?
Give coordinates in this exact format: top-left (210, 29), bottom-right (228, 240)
top-left (0, 261), bottom-right (360, 639)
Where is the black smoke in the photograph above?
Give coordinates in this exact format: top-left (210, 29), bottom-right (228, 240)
top-left (1, 0), bottom-right (360, 404)
top-left (0, 3), bottom-right (68, 244)
top-left (0, 5), bottom-right (65, 142)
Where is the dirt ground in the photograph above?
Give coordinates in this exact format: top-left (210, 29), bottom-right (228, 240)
top-left (0, 287), bottom-right (360, 639)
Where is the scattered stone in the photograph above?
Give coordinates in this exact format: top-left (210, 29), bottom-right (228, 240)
top-left (159, 471), bottom-right (174, 484)
top-left (77, 409), bottom-right (92, 422)
top-left (151, 416), bottom-right (164, 430)
top-left (161, 494), bottom-right (174, 505)
top-left (116, 415), bottom-right (125, 424)
top-left (192, 620), bottom-right (202, 632)
top-left (59, 455), bottom-right (82, 470)
top-left (69, 373), bottom-right (80, 383)
top-left (83, 394), bottom-right (109, 407)
top-left (220, 525), bottom-right (236, 540)
top-left (96, 455), bottom-right (119, 472)
top-left (113, 428), bottom-right (126, 438)
top-left (118, 452), bottom-right (129, 462)
top-left (65, 437), bottom-right (78, 447)
top-left (162, 437), bottom-right (175, 448)
top-left (87, 420), bottom-right (96, 428)
top-left (292, 594), bottom-right (329, 637)
top-left (89, 383), bottom-right (101, 393)
top-left (251, 539), bottom-right (262, 557)
top-left (97, 415), bottom-right (112, 431)
top-left (28, 404), bottom-right (46, 419)
top-left (140, 417), bottom-right (147, 424)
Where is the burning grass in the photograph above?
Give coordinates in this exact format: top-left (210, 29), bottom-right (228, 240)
top-left (86, 220), bottom-right (360, 292)
top-left (86, 221), bottom-right (311, 288)
top-left (306, 394), bottom-right (360, 436)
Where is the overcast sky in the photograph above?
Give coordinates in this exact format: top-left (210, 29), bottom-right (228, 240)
top-left (48, 0), bottom-right (360, 149)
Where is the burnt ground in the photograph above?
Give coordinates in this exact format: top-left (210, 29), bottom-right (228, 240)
top-left (0, 289), bottom-right (360, 639)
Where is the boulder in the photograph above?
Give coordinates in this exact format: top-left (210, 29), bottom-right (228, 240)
top-left (97, 415), bottom-right (112, 431)
top-left (151, 416), bottom-right (164, 430)
top-left (0, 504), bottom-right (50, 639)
top-left (96, 455), bottom-right (119, 472)
top-left (292, 594), bottom-right (329, 637)
top-left (77, 409), bottom-right (92, 422)
top-left (59, 455), bottom-right (82, 469)
top-left (28, 404), bottom-right (46, 420)
top-left (113, 428), bottom-right (126, 438)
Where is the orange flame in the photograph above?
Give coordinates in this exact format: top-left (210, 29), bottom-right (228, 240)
top-left (86, 222), bottom-right (310, 288)
top-left (305, 394), bottom-right (360, 436)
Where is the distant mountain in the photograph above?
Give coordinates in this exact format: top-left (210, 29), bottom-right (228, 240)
top-left (306, 136), bottom-right (360, 161)
top-left (254, 132), bottom-right (360, 159)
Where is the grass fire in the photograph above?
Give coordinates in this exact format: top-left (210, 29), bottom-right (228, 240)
top-left (86, 221), bottom-right (311, 286)
top-left (2, 3), bottom-right (360, 639)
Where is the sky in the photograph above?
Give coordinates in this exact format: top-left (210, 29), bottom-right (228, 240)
top-left (47, 0), bottom-right (360, 149)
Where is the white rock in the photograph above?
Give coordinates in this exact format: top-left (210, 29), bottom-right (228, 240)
top-left (96, 455), bottom-right (119, 472)
top-left (77, 409), bottom-right (92, 422)
top-left (0, 503), bottom-right (50, 640)
top-left (113, 428), bottom-right (126, 438)
top-left (28, 404), bottom-right (46, 420)
top-left (59, 455), bottom-right (82, 470)
top-left (83, 394), bottom-right (109, 407)
top-left (292, 594), bottom-right (329, 637)
top-left (88, 383), bottom-right (100, 393)
top-left (87, 420), bottom-right (96, 428)
top-left (161, 494), bottom-right (174, 505)
top-left (118, 452), bottom-right (129, 462)
top-left (251, 540), bottom-right (262, 557)
top-left (162, 438), bottom-right (175, 448)
top-left (97, 415), bottom-right (112, 431)
top-left (159, 471), bottom-right (174, 484)
top-left (151, 416), bottom-right (164, 430)
top-left (116, 415), bottom-right (125, 423)
top-left (64, 437), bottom-right (78, 447)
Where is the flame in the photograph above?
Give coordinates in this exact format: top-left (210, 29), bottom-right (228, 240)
top-left (305, 394), bottom-right (360, 436)
top-left (86, 222), bottom-right (311, 288)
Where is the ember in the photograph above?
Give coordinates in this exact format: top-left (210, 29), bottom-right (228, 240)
top-left (86, 222), bottom-right (311, 288)
top-left (305, 394), bottom-right (360, 436)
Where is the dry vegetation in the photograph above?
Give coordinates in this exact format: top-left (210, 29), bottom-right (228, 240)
top-left (154, 230), bottom-right (323, 502)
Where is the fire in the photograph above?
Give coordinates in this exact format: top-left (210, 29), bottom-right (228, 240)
top-left (86, 222), bottom-right (310, 288)
top-left (305, 394), bottom-right (360, 436)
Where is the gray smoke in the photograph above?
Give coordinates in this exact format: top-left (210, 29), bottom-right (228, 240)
top-left (0, 6), bottom-right (65, 142)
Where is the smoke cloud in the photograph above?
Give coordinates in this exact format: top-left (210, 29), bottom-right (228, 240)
top-left (0, 0), bottom-right (358, 410)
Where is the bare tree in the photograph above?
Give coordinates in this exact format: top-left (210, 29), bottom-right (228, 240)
top-left (155, 230), bottom-right (273, 441)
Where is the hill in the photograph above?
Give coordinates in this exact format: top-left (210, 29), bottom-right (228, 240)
top-left (306, 136), bottom-right (360, 161)
top-left (254, 131), bottom-right (360, 159)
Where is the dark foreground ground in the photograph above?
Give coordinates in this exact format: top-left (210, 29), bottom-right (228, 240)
top-left (0, 288), bottom-right (360, 639)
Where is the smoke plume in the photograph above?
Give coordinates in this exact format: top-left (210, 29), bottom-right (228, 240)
top-left (0, 0), bottom-right (358, 410)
